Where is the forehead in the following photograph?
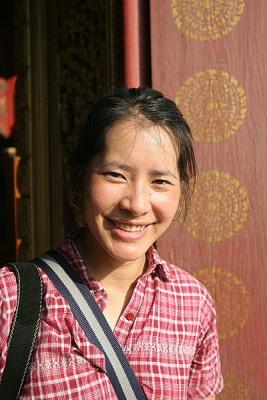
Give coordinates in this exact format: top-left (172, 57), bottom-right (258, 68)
top-left (104, 118), bottom-right (178, 159)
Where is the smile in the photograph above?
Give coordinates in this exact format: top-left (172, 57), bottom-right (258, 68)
top-left (113, 221), bottom-right (148, 232)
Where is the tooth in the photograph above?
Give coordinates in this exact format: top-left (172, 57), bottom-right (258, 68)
top-left (115, 222), bottom-right (146, 232)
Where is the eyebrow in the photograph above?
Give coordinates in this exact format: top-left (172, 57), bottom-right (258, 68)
top-left (98, 161), bottom-right (179, 180)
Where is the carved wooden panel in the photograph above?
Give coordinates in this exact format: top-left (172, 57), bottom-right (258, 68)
top-left (14, 0), bottom-right (123, 260)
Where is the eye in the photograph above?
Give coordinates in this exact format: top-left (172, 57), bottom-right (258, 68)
top-left (104, 171), bottom-right (126, 180)
top-left (153, 179), bottom-right (172, 186)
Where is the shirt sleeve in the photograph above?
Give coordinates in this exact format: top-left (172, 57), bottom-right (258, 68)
top-left (187, 290), bottom-right (224, 399)
top-left (0, 268), bottom-right (18, 378)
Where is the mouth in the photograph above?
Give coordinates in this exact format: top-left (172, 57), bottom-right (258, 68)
top-left (109, 219), bottom-right (150, 232)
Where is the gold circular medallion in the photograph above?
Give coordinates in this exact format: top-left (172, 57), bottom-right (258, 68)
top-left (183, 171), bottom-right (249, 242)
top-left (172, 0), bottom-right (245, 41)
top-left (175, 69), bottom-right (247, 142)
top-left (195, 267), bottom-right (250, 340)
top-left (216, 372), bottom-right (251, 399)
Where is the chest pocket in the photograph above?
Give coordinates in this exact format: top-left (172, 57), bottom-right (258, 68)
top-left (126, 341), bottom-right (195, 400)
top-left (24, 317), bottom-right (108, 399)
top-left (31, 313), bottom-right (107, 372)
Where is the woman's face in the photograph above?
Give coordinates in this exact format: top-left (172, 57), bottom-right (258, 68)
top-left (82, 118), bottom-right (181, 265)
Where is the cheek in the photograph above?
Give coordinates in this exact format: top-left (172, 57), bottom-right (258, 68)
top-left (83, 181), bottom-right (122, 214)
top-left (153, 191), bottom-right (181, 221)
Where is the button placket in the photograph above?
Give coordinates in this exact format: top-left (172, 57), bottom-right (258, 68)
top-left (119, 276), bottom-right (147, 330)
top-left (125, 312), bottom-right (135, 321)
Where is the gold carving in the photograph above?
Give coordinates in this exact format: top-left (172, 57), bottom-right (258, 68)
top-left (172, 0), bottom-right (245, 41)
top-left (183, 171), bottom-right (249, 242)
top-left (175, 69), bottom-right (247, 142)
top-left (195, 267), bottom-right (250, 340)
top-left (217, 372), bottom-right (251, 399)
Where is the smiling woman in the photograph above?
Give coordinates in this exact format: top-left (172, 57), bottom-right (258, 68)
top-left (0, 88), bottom-right (223, 399)
top-left (80, 120), bottom-right (181, 273)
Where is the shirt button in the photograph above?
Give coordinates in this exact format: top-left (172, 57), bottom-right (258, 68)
top-left (125, 313), bottom-right (135, 321)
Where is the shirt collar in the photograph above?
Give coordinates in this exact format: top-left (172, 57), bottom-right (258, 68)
top-left (143, 246), bottom-right (172, 282)
top-left (59, 230), bottom-right (102, 291)
top-left (60, 229), bottom-right (172, 283)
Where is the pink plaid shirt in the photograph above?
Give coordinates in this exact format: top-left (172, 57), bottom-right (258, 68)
top-left (0, 234), bottom-right (223, 399)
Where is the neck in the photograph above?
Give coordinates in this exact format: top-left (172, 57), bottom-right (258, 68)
top-left (76, 231), bottom-right (147, 290)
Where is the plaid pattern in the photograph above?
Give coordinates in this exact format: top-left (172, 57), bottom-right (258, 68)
top-left (0, 234), bottom-right (223, 399)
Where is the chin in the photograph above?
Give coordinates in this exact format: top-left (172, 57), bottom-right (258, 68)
top-left (109, 244), bottom-right (149, 263)
top-left (113, 251), bottom-right (145, 263)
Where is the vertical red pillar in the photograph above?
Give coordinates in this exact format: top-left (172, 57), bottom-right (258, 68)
top-left (123, 0), bottom-right (151, 88)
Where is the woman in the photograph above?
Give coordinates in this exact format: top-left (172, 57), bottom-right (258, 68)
top-left (0, 88), bottom-right (223, 399)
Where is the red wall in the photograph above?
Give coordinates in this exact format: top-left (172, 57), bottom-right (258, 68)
top-left (150, 1), bottom-right (267, 399)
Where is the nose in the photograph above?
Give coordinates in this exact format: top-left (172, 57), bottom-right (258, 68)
top-left (119, 182), bottom-right (151, 217)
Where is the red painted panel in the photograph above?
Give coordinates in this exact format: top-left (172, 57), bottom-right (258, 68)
top-left (150, 1), bottom-right (267, 399)
top-left (0, 76), bottom-right (16, 138)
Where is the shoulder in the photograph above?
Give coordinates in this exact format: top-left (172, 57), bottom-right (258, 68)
top-left (0, 262), bottom-right (64, 311)
top-left (152, 248), bottom-right (209, 295)
top-left (0, 266), bottom-right (19, 365)
top-left (167, 262), bottom-right (211, 297)
top-left (165, 262), bottom-right (216, 316)
top-left (0, 265), bottom-right (18, 306)
top-left (152, 248), bottom-right (215, 313)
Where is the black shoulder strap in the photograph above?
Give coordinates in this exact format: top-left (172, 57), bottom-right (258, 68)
top-left (0, 263), bottom-right (43, 400)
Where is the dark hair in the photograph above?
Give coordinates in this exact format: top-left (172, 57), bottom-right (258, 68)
top-left (70, 87), bottom-right (196, 219)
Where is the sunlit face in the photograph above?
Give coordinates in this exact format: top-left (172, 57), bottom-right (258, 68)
top-left (82, 118), bottom-right (181, 265)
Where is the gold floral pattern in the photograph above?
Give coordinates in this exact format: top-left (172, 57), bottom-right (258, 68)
top-left (217, 371), bottom-right (251, 399)
top-left (172, 0), bottom-right (245, 41)
top-left (182, 170), bottom-right (249, 242)
top-left (195, 267), bottom-right (250, 340)
top-left (175, 69), bottom-right (247, 142)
